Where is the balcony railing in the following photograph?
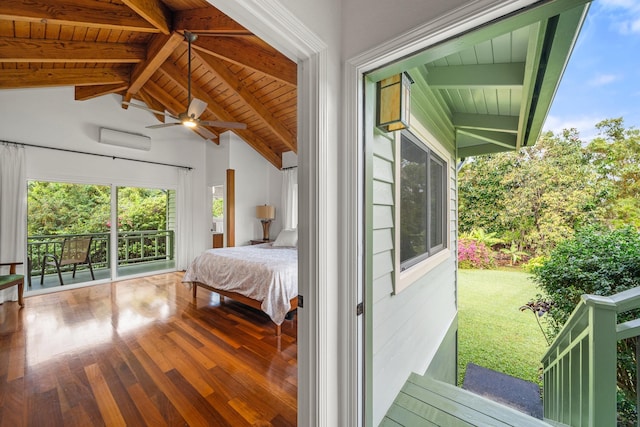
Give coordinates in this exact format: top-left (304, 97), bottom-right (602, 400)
top-left (542, 287), bottom-right (640, 426)
top-left (28, 230), bottom-right (174, 278)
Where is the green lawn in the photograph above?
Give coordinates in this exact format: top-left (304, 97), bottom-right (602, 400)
top-left (457, 269), bottom-right (548, 386)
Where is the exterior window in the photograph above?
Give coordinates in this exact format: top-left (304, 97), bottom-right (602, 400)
top-left (399, 131), bottom-right (447, 271)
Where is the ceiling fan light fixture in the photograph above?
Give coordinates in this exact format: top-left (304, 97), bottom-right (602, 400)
top-left (182, 119), bottom-right (197, 128)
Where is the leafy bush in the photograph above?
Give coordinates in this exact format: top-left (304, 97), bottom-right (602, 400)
top-left (522, 255), bottom-right (548, 273)
top-left (499, 242), bottom-right (529, 266)
top-left (532, 226), bottom-right (640, 422)
top-left (459, 227), bottom-right (503, 248)
top-left (458, 239), bottom-right (494, 269)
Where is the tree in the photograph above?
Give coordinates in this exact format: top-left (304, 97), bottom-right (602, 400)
top-left (458, 129), bottom-right (604, 256)
top-left (587, 118), bottom-right (640, 229)
top-left (117, 187), bottom-right (167, 231)
top-left (28, 181), bottom-right (110, 235)
top-left (458, 153), bottom-right (514, 235)
top-left (500, 129), bottom-right (604, 255)
top-left (28, 183), bottom-right (169, 236)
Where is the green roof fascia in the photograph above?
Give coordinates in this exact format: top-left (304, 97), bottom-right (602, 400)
top-left (521, 1), bottom-right (591, 147)
top-left (366, 0), bottom-right (592, 83)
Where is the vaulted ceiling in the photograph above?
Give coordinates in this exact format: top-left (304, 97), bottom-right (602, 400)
top-left (0, 0), bottom-right (297, 169)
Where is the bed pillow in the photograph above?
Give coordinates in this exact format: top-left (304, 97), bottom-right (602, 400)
top-left (273, 228), bottom-right (298, 247)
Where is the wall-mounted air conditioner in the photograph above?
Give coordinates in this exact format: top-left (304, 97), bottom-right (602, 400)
top-left (99, 127), bottom-right (151, 151)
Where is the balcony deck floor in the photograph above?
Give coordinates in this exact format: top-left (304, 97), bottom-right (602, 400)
top-left (26, 260), bottom-right (176, 293)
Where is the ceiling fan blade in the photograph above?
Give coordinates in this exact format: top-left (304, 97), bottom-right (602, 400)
top-left (146, 122), bottom-right (181, 129)
top-left (124, 101), bottom-right (179, 120)
top-left (187, 98), bottom-right (208, 119)
top-left (198, 120), bottom-right (247, 129)
top-left (192, 126), bottom-right (218, 140)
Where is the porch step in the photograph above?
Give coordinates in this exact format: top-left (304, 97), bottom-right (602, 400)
top-left (462, 363), bottom-right (543, 419)
top-left (381, 372), bottom-right (551, 426)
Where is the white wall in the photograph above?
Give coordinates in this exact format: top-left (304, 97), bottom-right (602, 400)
top-left (341, 0), bottom-right (470, 60)
top-left (225, 132), bottom-right (284, 245)
top-left (205, 133), bottom-right (290, 247)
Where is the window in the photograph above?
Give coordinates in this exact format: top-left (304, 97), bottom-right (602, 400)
top-left (398, 131), bottom-right (447, 271)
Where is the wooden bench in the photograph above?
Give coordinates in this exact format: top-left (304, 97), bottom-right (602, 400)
top-left (0, 262), bottom-right (24, 307)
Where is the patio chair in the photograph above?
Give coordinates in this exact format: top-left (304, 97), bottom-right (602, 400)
top-left (0, 262), bottom-right (24, 307)
top-left (40, 236), bottom-right (95, 286)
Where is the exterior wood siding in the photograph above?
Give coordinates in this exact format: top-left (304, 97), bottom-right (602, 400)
top-left (370, 93), bottom-right (458, 424)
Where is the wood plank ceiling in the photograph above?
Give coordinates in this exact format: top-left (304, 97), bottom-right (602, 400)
top-left (0, 0), bottom-right (297, 169)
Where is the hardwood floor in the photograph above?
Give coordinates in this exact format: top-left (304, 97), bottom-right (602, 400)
top-left (0, 272), bottom-right (297, 426)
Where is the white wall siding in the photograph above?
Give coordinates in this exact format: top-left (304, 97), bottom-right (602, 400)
top-left (370, 122), bottom-right (458, 424)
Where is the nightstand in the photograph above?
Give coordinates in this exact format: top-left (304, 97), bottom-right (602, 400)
top-left (250, 239), bottom-right (274, 245)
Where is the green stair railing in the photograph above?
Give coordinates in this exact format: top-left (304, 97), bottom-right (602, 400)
top-left (542, 287), bottom-right (640, 426)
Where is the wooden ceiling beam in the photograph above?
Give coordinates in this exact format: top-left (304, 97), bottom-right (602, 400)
top-left (121, 0), bottom-right (172, 35)
top-left (0, 0), bottom-right (158, 33)
top-left (124, 32), bottom-right (184, 105)
top-left (194, 51), bottom-right (296, 152)
top-left (0, 37), bottom-right (146, 63)
top-left (155, 66), bottom-right (282, 168)
top-left (0, 67), bottom-right (130, 89)
top-left (173, 8), bottom-right (252, 35)
top-left (135, 80), bottom-right (183, 117)
top-left (75, 83), bottom-right (129, 101)
top-left (192, 36), bottom-right (296, 87)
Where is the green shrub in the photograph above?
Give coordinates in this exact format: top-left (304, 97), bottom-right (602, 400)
top-left (532, 226), bottom-right (640, 422)
top-left (522, 255), bottom-right (548, 273)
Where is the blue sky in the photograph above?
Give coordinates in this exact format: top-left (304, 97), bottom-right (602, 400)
top-left (544, 0), bottom-right (640, 140)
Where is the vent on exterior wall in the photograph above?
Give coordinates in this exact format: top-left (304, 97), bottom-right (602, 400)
top-left (99, 127), bottom-right (151, 151)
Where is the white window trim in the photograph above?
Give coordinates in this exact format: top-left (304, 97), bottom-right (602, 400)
top-left (393, 119), bottom-right (451, 294)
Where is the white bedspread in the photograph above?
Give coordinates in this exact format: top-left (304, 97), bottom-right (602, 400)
top-left (182, 243), bottom-right (297, 325)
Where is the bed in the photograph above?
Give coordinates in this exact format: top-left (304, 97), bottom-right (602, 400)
top-left (182, 237), bottom-right (298, 336)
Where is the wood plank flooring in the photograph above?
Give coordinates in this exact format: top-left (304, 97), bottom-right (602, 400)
top-left (0, 272), bottom-right (297, 426)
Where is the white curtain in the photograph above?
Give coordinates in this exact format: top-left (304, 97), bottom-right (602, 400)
top-left (0, 144), bottom-right (26, 303)
top-left (281, 168), bottom-right (298, 230)
top-left (176, 168), bottom-right (194, 270)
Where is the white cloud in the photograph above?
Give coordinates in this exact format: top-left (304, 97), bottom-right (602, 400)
top-left (543, 115), bottom-right (604, 141)
top-left (600, 0), bottom-right (637, 8)
top-left (588, 73), bottom-right (620, 86)
top-left (598, 0), bottom-right (640, 35)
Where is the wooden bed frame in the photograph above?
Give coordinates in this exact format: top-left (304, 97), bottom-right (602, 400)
top-left (191, 281), bottom-right (298, 336)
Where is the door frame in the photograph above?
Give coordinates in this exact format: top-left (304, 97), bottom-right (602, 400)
top-left (344, 0), bottom-right (542, 425)
top-left (207, 1), bottom-right (330, 425)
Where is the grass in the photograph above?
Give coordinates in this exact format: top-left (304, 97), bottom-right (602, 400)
top-left (457, 269), bottom-right (548, 386)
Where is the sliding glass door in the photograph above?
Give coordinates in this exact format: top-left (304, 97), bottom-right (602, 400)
top-left (115, 186), bottom-right (176, 277)
top-left (27, 181), bottom-right (111, 288)
top-left (27, 181), bottom-right (176, 291)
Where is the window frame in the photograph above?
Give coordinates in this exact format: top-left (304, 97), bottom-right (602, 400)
top-left (393, 127), bottom-right (450, 294)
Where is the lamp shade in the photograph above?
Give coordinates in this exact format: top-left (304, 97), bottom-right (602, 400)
top-left (256, 205), bottom-right (275, 220)
top-left (376, 72), bottom-right (413, 132)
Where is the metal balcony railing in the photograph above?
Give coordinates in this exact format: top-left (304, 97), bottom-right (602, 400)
top-left (28, 230), bottom-right (174, 278)
top-left (542, 287), bottom-right (640, 426)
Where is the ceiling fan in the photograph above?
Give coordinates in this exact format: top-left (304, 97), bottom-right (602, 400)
top-left (123, 31), bottom-right (246, 136)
